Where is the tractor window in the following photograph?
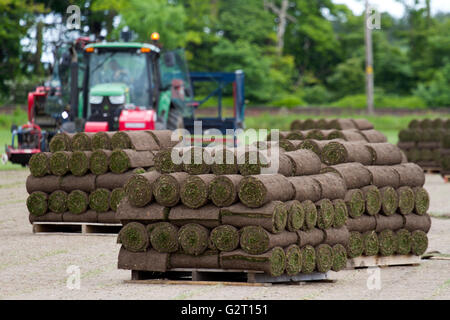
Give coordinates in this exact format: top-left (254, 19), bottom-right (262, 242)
top-left (159, 49), bottom-right (192, 98)
top-left (89, 51), bottom-right (151, 107)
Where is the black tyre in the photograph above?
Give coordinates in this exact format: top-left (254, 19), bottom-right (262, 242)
top-left (166, 107), bottom-right (184, 130)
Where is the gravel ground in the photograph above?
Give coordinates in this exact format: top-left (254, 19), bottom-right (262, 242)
top-left (0, 170), bottom-right (449, 300)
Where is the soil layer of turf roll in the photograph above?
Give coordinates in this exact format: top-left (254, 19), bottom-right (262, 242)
top-left (361, 185), bottom-right (382, 216)
top-left (365, 143), bottom-right (403, 165)
top-left (71, 132), bottom-right (94, 151)
top-left (178, 223), bottom-right (210, 256)
top-left (26, 175), bottom-right (60, 194)
top-left (118, 247), bottom-right (169, 272)
top-left (288, 176), bottom-right (322, 202)
top-left (397, 186), bottom-right (415, 215)
top-left (315, 244), bottom-right (333, 273)
top-left (316, 199), bottom-right (335, 230)
top-left (153, 172), bottom-right (189, 207)
top-left (49, 151), bottom-right (71, 176)
top-left (285, 200), bottom-right (305, 231)
top-left (220, 247), bottom-right (286, 276)
top-left (117, 199), bottom-right (168, 223)
top-left (89, 150), bottom-right (112, 175)
top-left (322, 162), bottom-right (371, 189)
top-left (221, 201), bottom-right (287, 233)
top-left (346, 216), bottom-right (376, 232)
top-left (323, 227), bottom-right (349, 246)
top-left (345, 189), bottom-right (365, 218)
top-left (170, 251), bottom-right (220, 269)
top-left (240, 226), bottom-right (298, 255)
top-left (332, 244), bottom-right (348, 272)
top-left (378, 230), bottom-right (397, 256)
top-left (149, 222), bottom-right (179, 253)
top-left (110, 188), bottom-right (126, 212)
top-left (275, 153), bottom-right (294, 176)
top-left (363, 231), bottom-right (379, 256)
top-left (411, 230), bottom-right (428, 256)
top-left (110, 149), bottom-right (154, 174)
top-left (91, 132), bottom-right (114, 150)
top-left (125, 171), bottom-right (161, 207)
top-left (237, 150), bottom-right (269, 176)
top-left (396, 229), bottom-right (412, 255)
top-left (95, 171), bottom-right (135, 190)
top-left (332, 199), bottom-right (348, 228)
top-left (359, 129), bottom-right (387, 143)
top-left (413, 187), bottom-right (429, 215)
top-left (180, 174), bottom-right (215, 209)
top-left (29, 152), bottom-right (51, 177)
top-left (48, 190), bottom-right (68, 213)
top-left (327, 130), bottom-right (366, 141)
top-left (297, 228), bottom-right (324, 247)
top-left (347, 231), bottom-right (364, 258)
top-left (154, 148), bottom-right (183, 173)
top-left (89, 188), bottom-right (110, 212)
top-left (27, 192), bottom-right (48, 216)
top-left (329, 119), bottom-right (356, 130)
top-left (63, 210), bottom-right (97, 223)
top-left (380, 187), bottom-right (399, 216)
top-left (300, 245), bottom-right (316, 273)
top-left (211, 148), bottom-right (238, 175)
top-left (210, 225), bottom-right (239, 252)
top-left (284, 149), bottom-right (321, 176)
top-left (68, 151), bottom-right (91, 176)
top-left (118, 222), bottom-right (149, 252)
top-left (168, 204), bottom-right (220, 228)
top-left (182, 147), bottom-right (212, 175)
top-left (375, 214), bottom-right (404, 232)
top-left (49, 133), bottom-right (72, 152)
top-left (321, 141), bottom-right (372, 165)
top-left (366, 166), bottom-right (400, 188)
top-left (285, 244), bottom-right (302, 275)
top-left (351, 119), bottom-right (374, 130)
top-left (311, 173), bottom-right (347, 200)
top-left (238, 174), bottom-right (294, 208)
top-left (301, 200), bottom-right (318, 230)
top-left (67, 190), bottom-right (89, 214)
top-left (403, 214), bottom-right (431, 233)
top-left (29, 212), bottom-right (63, 223)
top-left (111, 131), bottom-right (159, 150)
top-left (60, 174), bottom-right (96, 192)
top-left (209, 175), bottom-right (243, 207)
top-left (147, 130), bottom-right (180, 149)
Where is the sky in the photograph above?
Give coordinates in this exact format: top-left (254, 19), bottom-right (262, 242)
top-left (333, 0), bottom-right (450, 18)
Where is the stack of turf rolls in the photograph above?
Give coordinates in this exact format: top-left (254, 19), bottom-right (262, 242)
top-left (26, 130), bottom-right (177, 224)
top-left (117, 145), bottom-right (352, 278)
top-left (397, 118), bottom-right (450, 171)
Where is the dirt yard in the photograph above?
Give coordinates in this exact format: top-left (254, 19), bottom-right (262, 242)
top-left (0, 170), bottom-right (449, 300)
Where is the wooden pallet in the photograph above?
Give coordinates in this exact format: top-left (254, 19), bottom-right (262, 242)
top-left (346, 255), bottom-right (421, 269)
top-left (424, 167), bottom-right (441, 174)
top-left (32, 222), bottom-right (121, 236)
top-left (126, 268), bottom-right (331, 286)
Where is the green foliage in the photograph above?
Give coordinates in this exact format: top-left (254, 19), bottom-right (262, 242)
top-left (414, 61), bottom-right (450, 107)
top-left (331, 94), bottom-right (426, 109)
top-left (270, 94), bottom-right (306, 108)
top-left (0, 107), bottom-right (28, 130)
top-left (302, 85), bottom-right (333, 105)
top-left (327, 58), bottom-right (365, 99)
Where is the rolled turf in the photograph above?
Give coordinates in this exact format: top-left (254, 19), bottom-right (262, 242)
top-left (316, 199), bottom-right (335, 230)
top-left (49, 133), bottom-right (72, 152)
top-left (403, 214), bottom-right (431, 233)
top-left (345, 189), bottom-right (365, 218)
top-left (209, 175), bottom-right (243, 207)
top-left (305, 129), bottom-right (325, 140)
top-left (363, 231), bottom-right (379, 256)
top-left (347, 231), bottom-right (364, 258)
top-left (285, 200), bottom-right (305, 232)
top-left (396, 229), bottom-right (412, 255)
top-left (26, 191), bottom-right (48, 216)
top-left (109, 150), bottom-right (154, 174)
top-left (178, 223), bottom-right (209, 256)
top-left (221, 201), bottom-right (287, 234)
top-left (220, 247), bottom-right (286, 277)
top-left (125, 171), bottom-right (161, 207)
top-left (237, 150), bottom-right (269, 176)
top-left (153, 172), bottom-right (189, 207)
top-left (359, 129), bottom-right (387, 143)
top-left (361, 185), bottom-right (382, 216)
top-left (210, 225), bottom-right (239, 252)
top-left (346, 216), bottom-right (376, 233)
top-left (182, 147), bottom-right (212, 175)
top-left (297, 228), bottom-right (324, 247)
top-left (321, 141), bottom-right (372, 165)
top-left (290, 120), bottom-right (302, 130)
top-left (154, 148), bottom-right (183, 173)
top-left (351, 119), bottom-right (374, 130)
top-left (67, 190), bottom-right (89, 214)
top-left (322, 162), bottom-right (371, 189)
top-left (332, 244), bottom-right (348, 272)
top-left (89, 150), bottom-right (112, 175)
top-left (96, 171), bottom-right (135, 190)
top-left (180, 174), bottom-right (215, 209)
top-left (288, 130), bottom-right (306, 140)
top-left (240, 226), bottom-right (298, 255)
top-left (91, 132), bottom-right (114, 150)
top-left (413, 187), bottom-right (429, 215)
top-left (110, 188), bottom-right (126, 212)
top-left (332, 199), bottom-right (348, 228)
top-left (397, 186), bottom-right (415, 215)
top-left (69, 151), bottom-right (91, 176)
top-left (311, 173), bottom-right (347, 200)
top-left (285, 244), bottom-right (302, 276)
top-left (366, 166), bottom-right (400, 188)
top-left (315, 244), bottom-right (333, 273)
top-left (26, 175), bottom-right (60, 194)
top-left (111, 131), bottom-right (159, 151)
top-left (238, 174), bottom-right (294, 208)
top-left (60, 174), bottom-right (96, 192)
top-left (89, 188), bottom-right (110, 212)
top-left (149, 222), bottom-right (179, 253)
top-left (301, 200), bottom-right (318, 230)
top-left (116, 200), bottom-right (168, 223)
top-left (169, 251), bottom-right (219, 269)
top-left (29, 152), bottom-right (51, 177)
top-left (279, 139), bottom-right (297, 151)
top-left (284, 149), bottom-right (321, 176)
top-left (411, 230), bottom-right (428, 256)
top-left (49, 151), bottom-right (71, 176)
top-left (375, 214), bottom-right (404, 232)
top-left (168, 204), bottom-right (220, 228)
top-left (365, 143), bottom-right (403, 165)
top-left (323, 227), bottom-right (350, 246)
top-left (211, 148), bottom-right (238, 175)
top-left (71, 132), bottom-right (94, 151)
top-left (378, 230), bottom-right (397, 256)
top-left (327, 130), bottom-right (366, 142)
top-left (288, 176), bottom-right (322, 202)
top-left (118, 222), bottom-right (149, 252)
top-left (298, 139), bottom-right (330, 158)
top-left (380, 186), bottom-right (399, 216)
top-left (48, 190), bottom-right (68, 213)
top-left (300, 245), bottom-right (316, 274)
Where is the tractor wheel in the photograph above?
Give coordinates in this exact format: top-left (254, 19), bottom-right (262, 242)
top-left (167, 107), bottom-right (184, 130)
